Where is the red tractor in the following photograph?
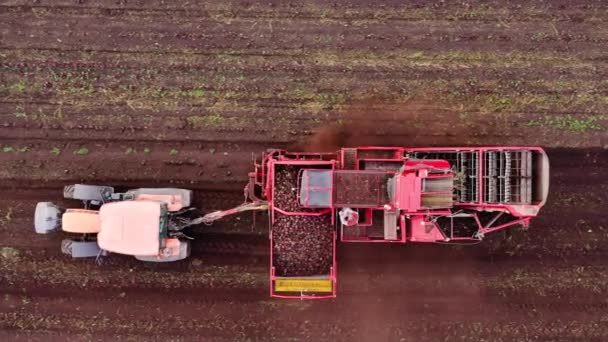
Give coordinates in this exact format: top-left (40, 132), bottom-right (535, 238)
top-left (204, 146), bottom-right (550, 299)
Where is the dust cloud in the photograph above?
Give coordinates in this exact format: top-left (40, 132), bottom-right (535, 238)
top-left (300, 97), bottom-right (515, 151)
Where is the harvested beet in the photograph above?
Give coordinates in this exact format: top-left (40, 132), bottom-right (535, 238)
top-left (273, 214), bottom-right (333, 276)
top-left (334, 171), bottom-right (390, 206)
top-left (273, 164), bottom-right (313, 212)
top-left (272, 164), bottom-right (333, 276)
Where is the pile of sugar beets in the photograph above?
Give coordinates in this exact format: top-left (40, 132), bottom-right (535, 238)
top-left (273, 165), bottom-right (333, 276)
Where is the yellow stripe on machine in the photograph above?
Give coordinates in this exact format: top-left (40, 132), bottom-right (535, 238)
top-left (275, 279), bottom-right (333, 293)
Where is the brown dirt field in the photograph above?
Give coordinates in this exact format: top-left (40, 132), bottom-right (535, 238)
top-left (1, 0), bottom-right (607, 340)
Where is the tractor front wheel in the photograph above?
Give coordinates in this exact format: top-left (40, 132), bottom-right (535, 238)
top-left (61, 239), bottom-right (103, 258)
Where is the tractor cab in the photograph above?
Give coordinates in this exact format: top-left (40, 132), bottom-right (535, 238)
top-left (97, 200), bottom-right (188, 261)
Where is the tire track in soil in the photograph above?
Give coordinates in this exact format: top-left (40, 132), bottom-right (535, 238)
top-left (1, 1), bottom-right (606, 23)
top-left (2, 251), bottom-right (607, 326)
top-left (2, 5), bottom-right (607, 55)
top-left (0, 284), bottom-right (605, 323)
top-left (3, 58), bottom-right (605, 80)
top-left (2, 1), bottom-right (601, 51)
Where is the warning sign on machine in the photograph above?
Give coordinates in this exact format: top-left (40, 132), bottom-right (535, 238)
top-left (274, 279), bottom-right (333, 293)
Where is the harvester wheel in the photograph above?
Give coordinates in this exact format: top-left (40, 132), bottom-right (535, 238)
top-left (64, 184), bottom-right (114, 202)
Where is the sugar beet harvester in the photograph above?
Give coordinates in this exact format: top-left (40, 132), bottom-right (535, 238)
top-left (203, 146), bottom-right (549, 299)
top-left (34, 146), bottom-right (549, 299)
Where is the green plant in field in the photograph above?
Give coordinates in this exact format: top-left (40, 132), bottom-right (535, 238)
top-left (125, 147), bottom-right (136, 155)
top-left (531, 32), bottom-right (549, 42)
top-left (169, 148), bottom-right (179, 156)
top-left (222, 91), bottom-right (238, 100)
top-left (215, 75), bottom-right (227, 84)
top-left (188, 89), bottom-right (206, 98)
top-left (4, 207), bottom-right (13, 223)
top-left (187, 115), bottom-right (225, 126)
top-left (314, 35), bottom-right (334, 44)
top-left (460, 11), bottom-right (480, 20)
top-left (2, 146), bottom-right (14, 153)
top-left (313, 93), bottom-right (346, 111)
top-left (10, 81), bottom-right (27, 94)
top-left (288, 86), bottom-right (316, 100)
top-left (0, 246), bottom-right (20, 260)
top-left (18, 147), bottom-right (29, 153)
top-left (150, 87), bottom-right (168, 99)
top-left (14, 111), bottom-right (27, 119)
top-left (527, 115), bottom-right (603, 132)
top-left (290, 88), bottom-right (346, 113)
top-left (50, 147), bottom-right (61, 156)
top-left (73, 147), bottom-right (89, 155)
top-left (458, 112), bottom-right (471, 121)
top-left (143, 147), bottom-right (151, 154)
top-left (410, 51), bottom-right (425, 59)
top-left (492, 97), bottom-right (513, 111)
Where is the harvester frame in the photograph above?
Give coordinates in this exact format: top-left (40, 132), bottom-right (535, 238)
top-left (205, 145), bottom-right (549, 299)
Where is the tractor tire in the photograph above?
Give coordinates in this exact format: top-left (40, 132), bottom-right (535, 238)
top-left (61, 239), bottom-right (102, 258)
top-left (126, 188), bottom-right (192, 207)
top-left (34, 202), bottom-right (62, 234)
top-left (134, 240), bottom-right (191, 262)
top-left (64, 184), bottom-right (114, 202)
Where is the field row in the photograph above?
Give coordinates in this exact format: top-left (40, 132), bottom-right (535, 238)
top-left (1, 1), bottom-right (607, 56)
top-left (2, 0), bottom-right (607, 22)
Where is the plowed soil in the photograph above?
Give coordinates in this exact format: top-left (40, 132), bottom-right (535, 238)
top-left (1, 0), bottom-right (607, 341)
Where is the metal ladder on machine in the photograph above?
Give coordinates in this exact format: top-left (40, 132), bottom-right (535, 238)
top-left (342, 148), bottom-right (357, 169)
top-left (383, 210), bottom-right (398, 240)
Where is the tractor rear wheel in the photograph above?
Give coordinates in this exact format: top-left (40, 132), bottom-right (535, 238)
top-left (134, 240), bottom-right (191, 262)
top-left (126, 188), bottom-right (192, 207)
top-left (64, 184), bottom-right (114, 202)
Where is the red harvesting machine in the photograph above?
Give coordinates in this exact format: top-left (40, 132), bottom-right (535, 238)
top-left (203, 146), bottom-right (550, 299)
